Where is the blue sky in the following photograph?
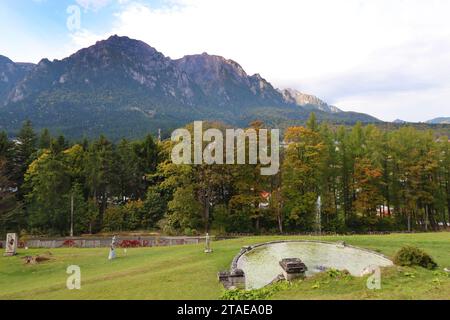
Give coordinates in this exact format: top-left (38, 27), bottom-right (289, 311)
top-left (0, 1), bottom-right (127, 60)
top-left (1, 0), bottom-right (450, 122)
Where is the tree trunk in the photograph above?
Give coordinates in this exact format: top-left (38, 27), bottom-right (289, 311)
top-left (203, 195), bottom-right (210, 233)
top-left (278, 213), bottom-right (283, 234)
top-left (407, 211), bottom-right (411, 232)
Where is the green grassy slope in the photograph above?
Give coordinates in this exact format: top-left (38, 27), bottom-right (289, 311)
top-left (0, 233), bottom-right (449, 300)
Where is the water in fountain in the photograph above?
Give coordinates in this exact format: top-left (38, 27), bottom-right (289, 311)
top-left (237, 241), bottom-right (393, 289)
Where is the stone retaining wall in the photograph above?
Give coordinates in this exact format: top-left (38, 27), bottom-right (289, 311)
top-left (0, 236), bottom-right (205, 249)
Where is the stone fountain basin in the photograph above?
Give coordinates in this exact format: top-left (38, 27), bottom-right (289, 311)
top-left (234, 240), bottom-right (393, 289)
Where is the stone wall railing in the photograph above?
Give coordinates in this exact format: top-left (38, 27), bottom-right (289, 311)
top-left (0, 236), bottom-right (206, 249)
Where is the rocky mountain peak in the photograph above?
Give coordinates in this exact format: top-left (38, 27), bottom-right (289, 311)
top-left (174, 53), bottom-right (283, 106)
top-left (0, 55), bottom-right (35, 103)
top-left (176, 53), bottom-right (248, 80)
top-left (0, 55), bottom-right (14, 65)
top-left (281, 88), bottom-right (341, 113)
top-left (66, 35), bottom-right (168, 70)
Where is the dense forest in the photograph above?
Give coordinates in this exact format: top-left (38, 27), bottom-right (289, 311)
top-left (0, 114), bottom-right (449, 237)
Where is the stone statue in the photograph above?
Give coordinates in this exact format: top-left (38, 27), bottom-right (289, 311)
top-left (204, 233), bottom-right (213, 253)
top-left (4, 233), bottom-right (18, 256)
top-left (108, 235), bottom-right (117, 260)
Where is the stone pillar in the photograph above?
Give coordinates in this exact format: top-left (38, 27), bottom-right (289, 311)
top-left (279, 258), bottom-right (307, 281)
top-left (4, 233), bottom-right (18, 256)
top-left (218, 269), bottom-right (246, 290)
top-left (229, 269), bottom-right (245, 289)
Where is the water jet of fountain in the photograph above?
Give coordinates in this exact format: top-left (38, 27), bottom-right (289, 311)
top-left (316, 196), bottom-right (322, 235)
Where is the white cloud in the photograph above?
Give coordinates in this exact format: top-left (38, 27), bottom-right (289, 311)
top-left (75, 0), bottom-right (112, 11)
top-left (69, 29), bottom-right (107, 49)
top-left (35, 0), bottom-right (450, 120)
top-left (334, 87), bottom-right (450, 123)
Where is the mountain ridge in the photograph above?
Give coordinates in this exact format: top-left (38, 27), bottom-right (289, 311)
top-left (426, 117), bottom-right (450, 124)
top-left (0, 35), bottom-right (380, 139)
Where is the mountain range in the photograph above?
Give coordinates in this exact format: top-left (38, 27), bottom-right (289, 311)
top-left (393, 118), bottom-right (450, 125)
top-left (426, 117), bottom-right (450, 124)
top-left (0, 35), bottom-right (382, 139)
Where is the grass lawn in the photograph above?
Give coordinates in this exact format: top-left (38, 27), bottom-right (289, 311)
top-left (0, 232), bottom-right (449, 300)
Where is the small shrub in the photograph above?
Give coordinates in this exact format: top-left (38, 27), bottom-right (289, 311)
top-left (63, 239), bottom-right (76, 247)
top-left (326, 269), bottom-right (351, 279)
top-left (393, 246), bottom-right (437, 270)
top-left (20, 230), bottom-right (30, 243)
top-left (119, 240), bottom-right (141, 248)
top-left (311, 282), bottom-right (320, 289)
top-left (183, 228), bottom-right (197, 236)
top-left (220, 281), bottom-right (292, 300)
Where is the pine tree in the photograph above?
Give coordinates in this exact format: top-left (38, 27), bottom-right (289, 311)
top-left (9, 120), bottom-right (37, 194)
top-left (38, 128), bottom-right (51, 149)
